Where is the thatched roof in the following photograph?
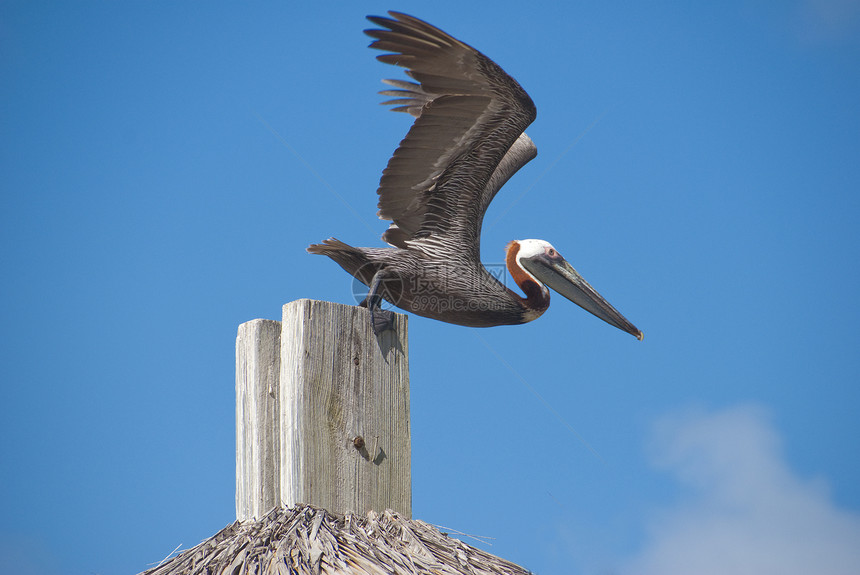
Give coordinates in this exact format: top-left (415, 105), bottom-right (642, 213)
top-left (142, 504), bottom-right (532, 575)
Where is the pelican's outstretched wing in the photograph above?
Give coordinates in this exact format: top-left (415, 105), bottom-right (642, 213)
top-left (366, 12), bottom-right (537, 261)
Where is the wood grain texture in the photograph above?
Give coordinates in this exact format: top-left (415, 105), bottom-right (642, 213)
top-left (235, 319), bottom-right (282, 521)
top-left (280, 299), bottom-right (411, 518)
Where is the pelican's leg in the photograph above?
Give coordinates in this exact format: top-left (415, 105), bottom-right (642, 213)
top-left (365, 269), bottom-right (395, 335)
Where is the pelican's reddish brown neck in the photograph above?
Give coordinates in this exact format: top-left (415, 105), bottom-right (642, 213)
top-left (505, 241), bottom-right (550, 316)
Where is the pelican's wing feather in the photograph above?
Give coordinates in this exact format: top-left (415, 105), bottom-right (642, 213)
top-left (365, 12), bottom-right (537, 261)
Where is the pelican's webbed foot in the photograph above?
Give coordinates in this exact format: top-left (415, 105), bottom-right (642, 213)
top-left (371, 309), bottom-right (395, 335)
top-left (365, 269), bottom-right (396, 335)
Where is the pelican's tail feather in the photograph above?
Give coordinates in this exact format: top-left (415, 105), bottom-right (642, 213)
top-left (307, 238), bottom-right (378, 286)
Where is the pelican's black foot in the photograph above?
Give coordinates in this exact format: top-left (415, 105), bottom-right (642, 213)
top-left (371, 308), bottom-right (395, 335)
top-left (365, 268), bottom-right (396, 335)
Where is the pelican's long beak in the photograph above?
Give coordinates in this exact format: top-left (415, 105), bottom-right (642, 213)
top-left (522, 255), bottom-right (643, 340)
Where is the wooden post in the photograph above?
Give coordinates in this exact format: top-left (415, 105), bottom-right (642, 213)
top-left (235, 299), bottom-right (410, 521)
top-left (235, 319), bottom-right (282, 522)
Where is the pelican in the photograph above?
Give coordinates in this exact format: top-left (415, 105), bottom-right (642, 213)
top-left (308, 12), bottom-right (642, 340)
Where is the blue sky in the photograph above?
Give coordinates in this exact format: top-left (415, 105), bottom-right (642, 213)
top-left (2, 1), bottom-right (859, 574)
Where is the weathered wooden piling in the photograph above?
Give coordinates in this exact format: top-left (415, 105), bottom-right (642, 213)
top-left (235, 299), bottom-right (410, 521)
top-left (235, 318), bottom-right (282, 521)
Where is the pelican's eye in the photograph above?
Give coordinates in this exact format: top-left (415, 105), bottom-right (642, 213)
top-left (547, 248), bottom-right (556, 257)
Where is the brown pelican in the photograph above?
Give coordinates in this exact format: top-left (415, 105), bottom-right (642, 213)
top-left (308, 12), bottom-right (642, 340)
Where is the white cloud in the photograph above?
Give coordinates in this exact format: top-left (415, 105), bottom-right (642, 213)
top-left (624, 404), bottom-right (860, 575)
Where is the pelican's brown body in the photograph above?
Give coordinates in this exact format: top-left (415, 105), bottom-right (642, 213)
top-left (309, 12), bottom-right (642, 339)
top-left (309, 239), bottom-right (548, 328)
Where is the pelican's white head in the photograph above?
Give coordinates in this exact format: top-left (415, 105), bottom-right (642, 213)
top-left (508, 238), bottom-right (643, 339)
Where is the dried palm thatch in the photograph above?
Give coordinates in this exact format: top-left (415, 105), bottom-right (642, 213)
top-left (142, 504), bottom-right (532, 575)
